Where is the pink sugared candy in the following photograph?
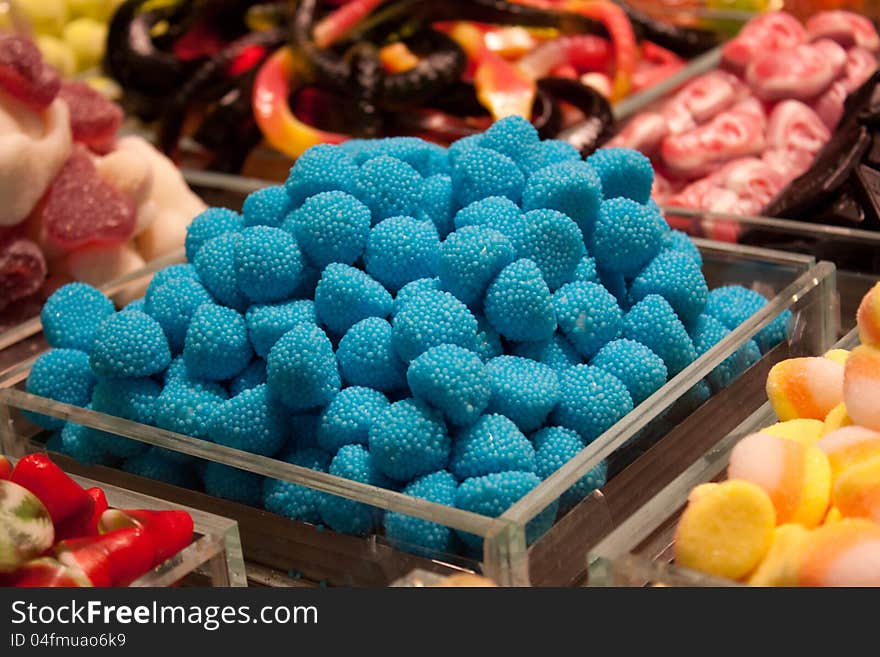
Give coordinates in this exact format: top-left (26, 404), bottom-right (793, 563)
top-left (841, 48), bottom-right (879, 93)
top-left (37, 146), bottom-right (136, 255)
top-left (766, 100), bottom-right (831, 156)
top-left (0, 237), bottom-right (47, 312)
top-left (722, 12), bottom-right (806, 72)
top-left (843, 345), bottom-right (880, 432)
top-left (58, 82), bottom-right (123, 154)
top-left (0, 36), bottom-right (60, 110)
top-left (805, 11), bottom-right (880, 52)
top-left (746, 42), bottom-right (837, 101)
top-left (608, 112), bottom-right (668, 155)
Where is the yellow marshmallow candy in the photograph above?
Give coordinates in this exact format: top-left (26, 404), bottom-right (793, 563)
top-left (762, 419), bottom-right (824, 446)
top-left (747, 524), bottom-right (809, 587)
top-left (822, 402), bottom-right (853, 435)
top-left (766, 357), bottom-right (844, 421)
top-left (818, 425), bottom-right (880, 478)
top-left (832, 458), bottom-right (880, 523)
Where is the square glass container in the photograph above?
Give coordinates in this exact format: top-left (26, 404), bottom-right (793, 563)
top-left (0, 241), bottom-right (838, 586)
top-left (585, 328), bottom-right (861, 587)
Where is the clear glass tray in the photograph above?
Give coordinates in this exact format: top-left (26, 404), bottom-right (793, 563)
top-left (0, 239), bottom-right (838, 586)
top-left (3, 457), bottom-right (246, 587)
top-left (586, 328), bottom-right (861, 587)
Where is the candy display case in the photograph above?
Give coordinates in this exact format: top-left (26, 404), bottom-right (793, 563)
top-left (0, 240), bottom-right (838, 586)
top-left (585, 327), bottom-right (860, 588)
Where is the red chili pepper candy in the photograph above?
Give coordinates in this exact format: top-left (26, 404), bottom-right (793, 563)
top-left (7, 557), bottom-right (91, 587)
top-left (10, 454), bottom-right (94, 531)
top-left (0, 456), bottom-right (11, 480)
top-left (55, 527), bottom-right (156, 586)
top-left (99, 509), bottom-right (193, 567)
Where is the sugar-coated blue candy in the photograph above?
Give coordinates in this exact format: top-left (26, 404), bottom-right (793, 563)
top-left (368, 398), bottom-right (450, 482)
top-left (122, 298), bottom-right (145, 313)
top-left (474, 317), bottom-right (503, 362)
top-left (193, 232), bottom-right (248, 310)
top-left (88, 380), bottom-right (155, 460)
top-left (553, 281), bottom-right (621, 359)
top-left (522, 161), bottom-right (603, 238)
top-left (266, 323), bottom-right (340, 411)
top-left (89, 310), bottom-right (171, 378)
top-left (343, 137), bottom-right (444, 175)
top-left (207, 384), bottom-right (288, 456)
top-left (234, 226), bottom-right (304, 304)
top-left (202, 462), bottom-right (264, 507)
top-left (622, 294), bottom-right (697, 377)
top-left (384, 470), bottom-right (458, 555)
top-left (486, 355), bottom-right (560, 433)
top-left (319, 444), bottom-right (388, 534)
top-left (406, 344), bottom-right (490, 426)
top-left (163, 355), bottom-right (229, 398)
top-left (511, 333), bottom-right (581, 371)
top-left (122, 450), bottom-right (197, 488)
top-left (591, 338), bottom-right (667, 406)
top-left (290, 263), bottom-right (321, 300)
top-left (484, 259), bottom-right (556, 343)
top-left (25, 349), bottom-right (95, 430)
top-left (393, 277), bottom-right (440, 316)
top-left (242, 185), bottom-right (291, 228)
top-left (285, 191), bottom-right (371, 268)
top-left (285, 144), bottom-right (359, 205)
top-left (336, 317), bottom-right (406, 392)
top-left (391, 289), bottom-right (478, 363)
top-left (245, 299), bottom-right (315, 358)
top-left (153, 382), bottom-right (223, 442)
top-left (518, 209), bottom-right (584, 291)
top-left (703, 285), bottom-right (788, 353)
top-left (661, 229), bottom-right (702, 266)
top-left (451, 147), bottom-right (525, 207)
top-left (590, 198), bottom-right (665, 276)
top-left (573, 256), bottom-right (599, 284)
top-left (183, 303), bottom-right (252, 381)
top-left (532, 426), bottom-right (607, 509)
top-left (147, 264), bottom-right (198, 293)
top-left (438, 225), bottom-right (515, 309)
top-left (480, 116), bottom-right (541, 171)
top-left (629, 250), bottom-right (708, 325)
top-left (356, 155), bottom-right (422, 222)
top-left (552, 365), bottom-right (633, 444)
top-left (228, 359), bottom-right (267, 396)
top-left (364, 216), bottom-right (440, 293)
top-left (289, 413), bottom-right (321, 450)
top-left (534, 140), bottom-right (581, 170)
top-left (586, 147), bottom-right (653, 203)
top-left (184, 207), bottom-right (243, 262)
top-left (60, 421), bottom-right (114, 466)
top-left (144, 277), bottom-right (213, 352)
top-left (317, 386), bottom-right (389, 453)
top-left (689, 313), bottom-right (761, 390)
top-left (263, 448), bottom-right (332, 523)
top-left (41, 283), bottom-right (114, 351)
top-left (598, 266), bottom-right (629, 309)
top-left (447, 134), bottom-right (483, 165)
top-left (314, 263), bottom-right (392, 336)
top-left (450, 414), bottom-right (535, 480)
top-left (454, 471), bottom-right (557, 548)
top-left (453, 196), bottom-right (525, 247)
top-left (415, 174), bottom-right (454, 238)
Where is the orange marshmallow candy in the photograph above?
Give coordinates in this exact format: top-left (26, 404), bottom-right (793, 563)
top-left (728, 432), bottom-right (831, 528)
top-left (856, 282), bottom-right (880, 347)
top-left (766, 357), bottom-right (843, 421)
top-left (817, 425), bottom-right (880, 478)
top-left (797, 519), bottom-right (880, 587)
top-left (747, 524), bottom-right (809, 587)
top-left (832, 458), bottom-right (880, 523)
top-left (843, 345), bottom-right (880, 431)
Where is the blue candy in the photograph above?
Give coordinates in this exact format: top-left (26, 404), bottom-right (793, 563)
top-left (183, 303), bottom-right (252, 381)
top-left (153, 382), bottom-right (223, 442)
top-left (336, 317), bottom-right (406, 392)
top-left (415, 174), bottom-right (454, 238)
top-left (511, 333), bottom-right (581, 371)
top-left (552, 365), bottom-right (633, 443)
top-left (147, 264), bottom-right (198, 292)
top-left (25, 349), bottom-right (95, 430)
top-left (572, 256), bottom-right (599, 284)
top-left (60, 421), bottom-right (114, 466)
top-left (391, 289), bottom-right (478, 363)
top-left (451, 147), bottom-right (525, 207)
top-left (485, 355), bottom-right (560, 433)
top-left (552, 281), bottom-right (621, 359)
top-left (484, 259), bottom-right (556, 343)
top-left (384, 470), bottom-right (458, 554)
top-left (317, 386), bottom-right (389, 453)
top-left (703, 285), bottom-right (788, 353)
top-left (480, 116), bottom-right (541, 171)
top-left (245, 299), bottom-right (315, 358)
top-left (532, 426), bottom-right (607, 509)
top-left (474, 317), bottom-right (503, 362)
top-left (228, 359), bottom-right (267, 396)
top-left (122, 451), bottom-right (197, 488)
top-left (356, 155), bottom-right (422, 222)
top-left (522, 161), bottom-right (603, 238)
top-left (263, 448), bottom-right (332, 523)
top-left (202, 462), bottom-right (263, 506)
top-left (586, 147), bottom-right (654, 203)
top-left (364, 216), bottom-right (440, 293)
top-left (207, 384), bottom-right (288, 456)
top-left (285, 191), bottom-right (371, 268)
top-left (590, 198), bottom-right (665, 275)
top-left (447, 134), bottom-right (483, 165)
top-left (368, 398), bottom-right (450, 482)
top-left (518, 209), bottom-right (584, 291)
top-left (41, 283), bottom-right (114, 351)
top-left (122, 298), bottom-right (145, 313)
top-left (184, 207), bottom-right (243, 262)
top-left (453, 196), bottom-right (525, 247)
top-left (144, 277), bottom-right (213, 352)
top-left (591, 338), bottom-right (668, 406)
top-left (285, 144), bottom-right (359, 205)
top-left (319, 445), bottom-right (388, 534)
top-left (450, 414), bottom-right (535, 480)
top-left (89, 311), bottom-right (171, 378)
top-left (234, 226), bottom-right (304, 303)
top-left (193, 232), bottom-right (248, 310)
top-left (689, 313), bottom-right (761, 390)
top-left (622, 294), bottom-right (697, 377)
top-left (406, 344), bottom-right (490, 426)
top-left (242, 185), bottom-right (291, 228)
top-left (661, 229), bottom-right (702, 266)
top-left (438, 225), bottom-right (515, 308)
top-left (392, 277), bottom-right (440, 316)
top-left (629, 250), bottom-right (708, 325)
top-left (314, 263), bottom-right (392, 335)
top-left (266, 323), bottom-right (340, 411)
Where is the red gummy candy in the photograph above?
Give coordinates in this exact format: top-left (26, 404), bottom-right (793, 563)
top-left (0, 35), bottom-right (60, 109)
top-left (0, 238), bottom-right (47, 312)
top-left (58, 81), bottom-right (123, 153)
top-left (40, 146), bottom-right (136, 253)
